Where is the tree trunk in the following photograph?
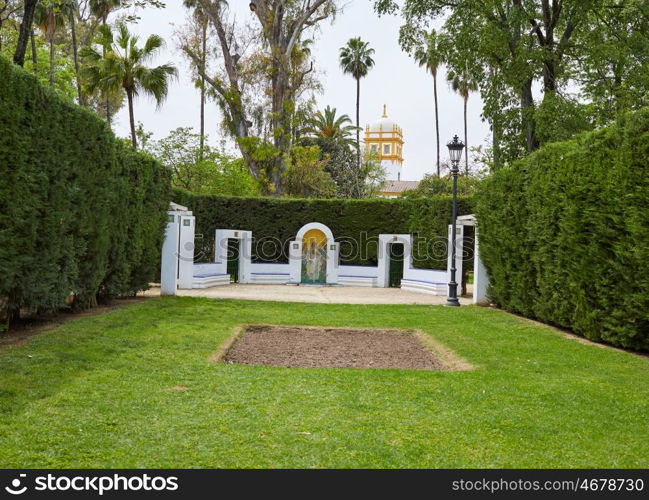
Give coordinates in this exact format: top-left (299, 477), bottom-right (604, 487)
top-left (30, 30), bottom-right (37, 74)
top-left (543, 59), bottom-right (557, 93)
top-left (69, 11), bottom-right (84, 106)
top-left (127, 90), bottom-right (137, 149)
top-left (433, 73), bottom-right (440, 177)
top-left (49, 38), bottom-right (55, 87)
top-left (492, 116), bottom-right (501, 171)
top-left (102, 17), bottom-right (111, 126)
top-left (463, 96), bottom-right (468, 175)
top-left (270, 66), bottom-right (292, 195)
top-left (13, 0), bottom-right (39, 67)
top-left (199, 21), bottom-right (207, 158)
top-left (355, 77), bottom-right (361, 170)
top-left (189, 1), bottom-right (260, 183)
top-left (521, 78), bottom-right (538, 152)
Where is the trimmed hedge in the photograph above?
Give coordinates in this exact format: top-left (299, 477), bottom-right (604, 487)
top-left (171, 189), bottom-right (474, 269)
top-left (0, 56), bottom-right (171, 323)
top-left (475, 108), bottom-right (649, 350)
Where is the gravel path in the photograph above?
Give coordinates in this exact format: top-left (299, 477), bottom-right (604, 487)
top-left (143, 284), bottom-right (472, 305)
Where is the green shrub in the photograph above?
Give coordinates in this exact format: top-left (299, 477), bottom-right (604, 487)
top-left (475, 108), bottom-right (649, 350)
top-left (171, 190), bottom-right (474, 270)
top-left (0, 56), bottom-right (171, 323)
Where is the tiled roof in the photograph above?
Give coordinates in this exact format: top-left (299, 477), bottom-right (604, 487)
top-left (381, 180), bottom-right (420, 193)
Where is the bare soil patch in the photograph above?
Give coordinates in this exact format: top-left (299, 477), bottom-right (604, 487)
top-left (221, 324), bottom-right (464, 371)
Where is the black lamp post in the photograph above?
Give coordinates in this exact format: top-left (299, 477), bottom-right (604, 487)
top-left (446, 135), bottom-right (465, 307)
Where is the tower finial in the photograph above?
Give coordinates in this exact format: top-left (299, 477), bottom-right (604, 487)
top-left (382, 104), bottom-right (387, 118)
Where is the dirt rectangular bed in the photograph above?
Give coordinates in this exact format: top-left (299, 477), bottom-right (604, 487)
top-left (220, 324), bottom-right (462, 371)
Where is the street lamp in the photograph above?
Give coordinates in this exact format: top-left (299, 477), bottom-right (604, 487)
top-left (446, 135), bottom-right (465, 307)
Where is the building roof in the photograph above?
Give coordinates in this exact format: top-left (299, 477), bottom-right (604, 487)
top-left (368, 105), bottom-right (402, 134)
top-left (381, 180), bottom-right (420, 194)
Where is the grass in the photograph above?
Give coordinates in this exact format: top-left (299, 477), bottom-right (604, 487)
top-left (0, 297), bottom-right (647, 468)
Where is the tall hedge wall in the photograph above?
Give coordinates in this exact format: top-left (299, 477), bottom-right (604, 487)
top-left (171, 189), bottom-right (474, 269)
top-left (0, 56), bottom-right (171, 323)
top-left (475, 108), bottom-right (649, 351)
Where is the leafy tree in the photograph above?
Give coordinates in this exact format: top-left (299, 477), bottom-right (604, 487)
top-left (374, 0), bottom-right (625, 160)
top-left (1, 20), bottom-right (78, 100)
top-left (323, 142), bottom-right (358, 197)
top-left (35, 0), bottom-right (76, 87)
top-left (339, 36), bottom-right (375, 168)
top-left (575, 1), bottom-right (649, 124)
top-left (357, 151), bottom-right (387, 198)
top-left (413, 29), bottom-right (444, 176)
top-left (80, 22), bottom-right (177, 149)
top-left (401, 173), bottom-right (480, 198)
top-left (145, 127), bottom-right (259, 196)
top-left (0, 1), bottom-right (21, 52)
top-left (182, 0), bottom-right (337, 194)
top-left (283, 145), bottom-right (336, 198)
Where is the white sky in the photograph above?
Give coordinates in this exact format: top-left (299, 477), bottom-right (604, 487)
top-left (114, 0), bottom-right (490, 181)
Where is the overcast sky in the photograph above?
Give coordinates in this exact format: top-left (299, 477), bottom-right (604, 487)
top-left (114, 0), bottom-right (490, 181)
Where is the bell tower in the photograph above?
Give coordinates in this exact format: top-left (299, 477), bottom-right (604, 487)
top-left (364, 105), bottom-right (404, 180)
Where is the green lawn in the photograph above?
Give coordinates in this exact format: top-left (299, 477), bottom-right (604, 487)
top-left (0, 297), bottom-right (647, 468)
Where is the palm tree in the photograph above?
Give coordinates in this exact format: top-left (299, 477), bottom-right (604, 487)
top-left (415, 29), bottom-right (444, 177)
top-left (81, 23), bottom-right (178, 149)
top-left (89, 0), bottom-right (122, 123)
top-left (448, 69), bottom-right (478, 175)
top-left (182, 0), bottom-right (228, 154)
top-left (35, 0), bottom-right (75, 87)
top-left (339, 37), bottom-right (375, 168)
top-left (89, 0), bottom-right (121, 25)
top-left (67, 0), bottom-right (84, 105)
top-left (307, 106), bottom-right (358, 148)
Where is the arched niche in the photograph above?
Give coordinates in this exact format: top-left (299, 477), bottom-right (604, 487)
top-left (289, 222), bottom-right (338, 285)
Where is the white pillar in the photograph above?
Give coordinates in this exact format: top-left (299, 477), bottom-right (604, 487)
top-left (177, 214), bottom-right (195, 289)
top-left (473, 228), bottom-right (490, 305)
top-left (377, 236), bottom-right (389, 288)
top-left (326, 241), bottom-right (339, 284)
top-left (161, 212), bottom-right (180, 295)
top-left (289, 240), bottom-right (302, 284)
top-left (239, 231), bottom-right (253, 283)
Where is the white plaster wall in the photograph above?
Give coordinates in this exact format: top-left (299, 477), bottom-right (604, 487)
top-left (213, 229), bottom-right (252, 283)
top-left (382, 159), bottom-right (401, 180)
top-left (177, 215), bottom-right (196, 289)
top-left (193, 263), bottom-right (224, 277)
top-left (338, 265), bottom-right (378, 278)
top-left (338, 265), bottom-right (378, 287)
top-left (289, 241), bottom-right (302, 284)
top-left (250, 262), bottom-right (291, 284)
top-left (473, 229), bottom-right (490, 305)
top-left (160, 213), bottom-right (180, 295)
top-left (250, 263), bottom-right (291, 274)
top-left (403, 267), bottom-right (447, 284)
top-left (377, 234), bottom-right (411, 288)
